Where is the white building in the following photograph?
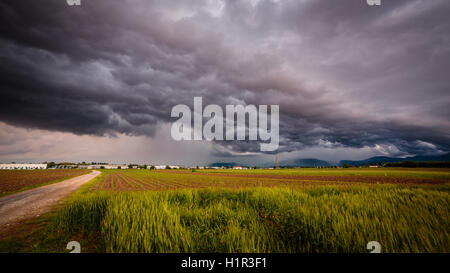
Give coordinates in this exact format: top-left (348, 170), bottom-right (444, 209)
top-left (150, 165), bottom-right (181, 169)
top-left (79, 164), bottom-right (128, 169)
top-left (103, 164), bottom-right (129, 169)
top-left (0, 164), bottom-right (47, 170)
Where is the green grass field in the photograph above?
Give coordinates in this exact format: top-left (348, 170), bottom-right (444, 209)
top-left (1, 168), bottom-right (449, 253)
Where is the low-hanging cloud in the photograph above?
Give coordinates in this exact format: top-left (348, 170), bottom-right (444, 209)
top-left (0, 0), bottom-right (449, 159)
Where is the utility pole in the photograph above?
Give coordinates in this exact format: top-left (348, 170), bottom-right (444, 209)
top-left (275, 154), bottom-right (279, 169)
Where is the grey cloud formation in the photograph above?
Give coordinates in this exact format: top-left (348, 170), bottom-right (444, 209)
top-left (0, 0), bottom-right (449, 160)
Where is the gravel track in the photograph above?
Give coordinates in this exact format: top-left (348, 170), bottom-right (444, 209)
top-left (0, 170), bottom-right (100, 228)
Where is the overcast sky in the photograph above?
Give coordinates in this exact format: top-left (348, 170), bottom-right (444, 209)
top-left (0, 0), bottom-right (449, 165)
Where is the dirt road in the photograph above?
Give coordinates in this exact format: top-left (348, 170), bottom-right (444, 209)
top-left (0, 170), bottom-right (100, 228)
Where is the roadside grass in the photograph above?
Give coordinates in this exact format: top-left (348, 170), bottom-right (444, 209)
top-left (0, 217), bottom-right (101, 253)
top-left (0, 211), bottom-right (100, 253)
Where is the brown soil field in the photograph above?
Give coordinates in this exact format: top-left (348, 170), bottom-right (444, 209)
top-left (0, 169), bottom-right (91, 195)
top-left (91, 169), bottom-right (449, 192)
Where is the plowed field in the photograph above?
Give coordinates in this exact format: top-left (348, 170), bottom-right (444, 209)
top-left (90, 169), bottom-right (450, 192)
top-left (0, 169), bottom-right (91, 195)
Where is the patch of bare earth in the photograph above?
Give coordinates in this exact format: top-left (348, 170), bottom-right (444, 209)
top-left (0, 169), bottom-right (91, 195)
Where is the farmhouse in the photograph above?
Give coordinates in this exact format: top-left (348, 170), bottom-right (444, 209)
top-left (0, 164), bottom-right (47, 170)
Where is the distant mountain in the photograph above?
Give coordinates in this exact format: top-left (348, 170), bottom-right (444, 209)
top-left (410, 153), bottom-right (450, 162)
top-left (339, 153), bottom-right (450, 166)
top-left (209, 153), bottom-right (450, 168)
top-left (208, 162), bottom-right (238, 168)
top-left (279, 158), bottom-right (331, 167)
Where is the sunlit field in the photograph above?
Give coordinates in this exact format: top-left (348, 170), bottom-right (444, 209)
top-left (31, 168), bottom-right (447, 253)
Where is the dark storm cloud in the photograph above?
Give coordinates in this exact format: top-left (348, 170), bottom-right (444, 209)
top-left (0, 0), bottom-right (449, 157)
